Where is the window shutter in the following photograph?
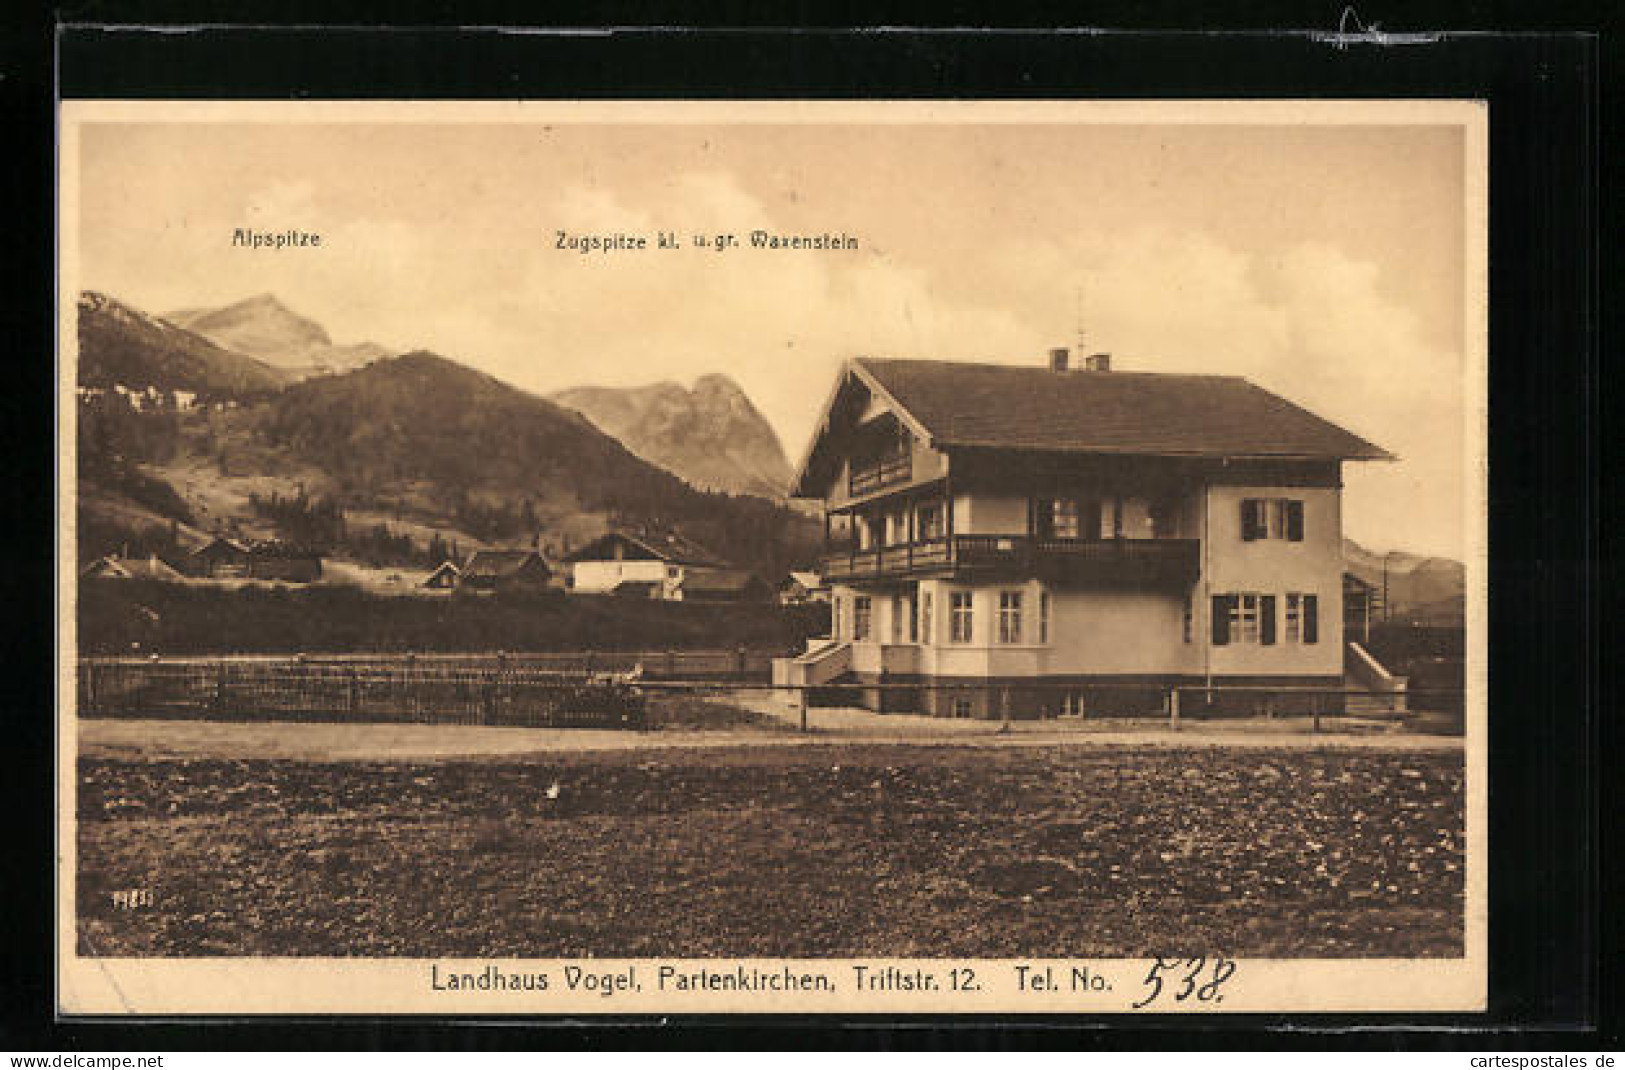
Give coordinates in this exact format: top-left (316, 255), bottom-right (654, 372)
top-left (1240, 499), bottom-right (1258, 541)
top-left (1286, 500), bottom-right (1305, 542)
top-left (1303, 594), bottom-right (1319, 644)
top-left (1260, 595), bottom-right (1277, 645)
top-left (1211, 595), bottom-right (1232, 645)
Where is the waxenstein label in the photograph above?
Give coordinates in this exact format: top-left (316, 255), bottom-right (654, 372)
top-left (554, 228), bottom-right (860, 254)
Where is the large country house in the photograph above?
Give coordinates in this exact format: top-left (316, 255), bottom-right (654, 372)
top-left (777, 349), bottom-right (1399, 717)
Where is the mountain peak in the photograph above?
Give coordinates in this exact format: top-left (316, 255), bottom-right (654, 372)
top-left (551, 376), bottom-right (792, 499)
top-left (693, 372), bottom-right (746, 395)
top-left (161, 294), bottom-right (395, 378)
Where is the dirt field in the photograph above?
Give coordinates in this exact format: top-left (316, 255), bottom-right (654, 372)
top-left (76, 742), bottom-right (1464, 959)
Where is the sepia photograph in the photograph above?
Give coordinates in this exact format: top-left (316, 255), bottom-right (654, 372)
top-left (57, 100), bottom-right (1487, 1015)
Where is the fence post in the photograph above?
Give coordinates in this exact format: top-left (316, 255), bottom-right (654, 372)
top-left (999, 686), bottom-right (1011, 731)
top-left (1311, 692), bottom-right (1321, 734)
top-left (348, 668), bottom-right (359, 716)
top-left (213, 662), bottom-right (227, 717)
top-left (799, 687), bottom-right (809, 734)
top-left (1169, 687), bottom-right (1180, 732)
top-left (735, 645), bottom-right (748, 678)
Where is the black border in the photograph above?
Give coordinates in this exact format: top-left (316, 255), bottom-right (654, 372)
top-left (4, 9), bottom-right (1613, 1050)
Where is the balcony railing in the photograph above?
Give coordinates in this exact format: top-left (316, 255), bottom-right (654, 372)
top-left (848, 453), bottom-right (913, 497)
top-left (821, 535), bottom-right (1198, 585)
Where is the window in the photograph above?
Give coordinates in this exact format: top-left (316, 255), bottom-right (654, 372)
top-left (998, 591), bottom-right (1023, 644)
top-left (1232, 593), bottom-right (1260, 643)
top-left (949, 592), bottom-right (974, 643)
top-left (1285, 592), bottom-right (1320, 644)
top-left (891, 594), bottom-right (904, 643)
top-left (908, 592), bottom-right (919, 643)
top-left (917, 502), bottom-right (943, 541)
top-left (832, 596), bottom-right (843, 639)
top-left (1039, 590), bottom-right (1051, 644)
top-left (1212, 592), bottom-right (1277, 645)
top-left (1182, 593), bottom-right (1193, 644)
top-left (951, 695), bottom-right (975, 718)
top-left (853, 595), bottom-right (872, 641)
top-left (1059, 692), bottom-right (1084, 717)
top-left (1045, 498), bottom-right (1080, 539)
top-left (1241, 498), bottom-right (1305, 542)
top-left (920, 592), bottom-right (933, 645)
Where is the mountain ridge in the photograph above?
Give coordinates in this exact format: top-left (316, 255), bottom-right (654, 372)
top-left (78, 291), bottom-right (290, 397)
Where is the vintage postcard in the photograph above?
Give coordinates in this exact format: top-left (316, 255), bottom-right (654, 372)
top-left (57, 99), bottom-right (1487, 1015)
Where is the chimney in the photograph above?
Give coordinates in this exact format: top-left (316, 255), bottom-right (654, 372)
top-left (1084, 353), bottom-right (1112, 372)
top-left (1048, 347), bottom-right (1070, 372)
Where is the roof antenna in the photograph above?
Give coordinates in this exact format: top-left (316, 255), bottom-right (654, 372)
top-left (1073, 282), bottom-right (1088, 356)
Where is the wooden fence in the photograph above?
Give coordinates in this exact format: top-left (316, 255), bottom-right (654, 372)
top-left (84, 647), bottom-right (777, 677)
top-left (77, 659), bottom-right (647, 728)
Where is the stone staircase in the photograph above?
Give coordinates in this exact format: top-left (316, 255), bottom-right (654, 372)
top-left (772, 638), bottom-right (853, 690)
top-left (1345, 641), bottom-right (1408, 719)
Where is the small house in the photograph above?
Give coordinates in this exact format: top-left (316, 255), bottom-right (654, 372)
top-left (188, 536), bottom-right (252, 578)
top-left (562, 530), bottom-right (725, 600)
top-left (80, 554), bottom-right (183, 582)
top-left (778, 570), bottom-right (828, 605)
top-left (422, 560), bottom-right (462, 590)
top-left (460, 549), bottom-right (553, 592)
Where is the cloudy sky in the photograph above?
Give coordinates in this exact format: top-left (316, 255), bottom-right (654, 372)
top-left (74, 108), bottom-right (1477, 558)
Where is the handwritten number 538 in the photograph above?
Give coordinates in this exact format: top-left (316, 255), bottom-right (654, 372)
top-left (1131, 957), bottom-right (1236, 1009)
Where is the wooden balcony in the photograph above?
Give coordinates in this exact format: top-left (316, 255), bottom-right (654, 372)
top-left (848, 454), bottom-right (913, 496)
top-left (821, 535), bottom-right (1198, 586)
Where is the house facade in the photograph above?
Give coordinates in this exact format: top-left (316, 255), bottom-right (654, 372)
top-left (782, 350), bottom-right (1393, 717)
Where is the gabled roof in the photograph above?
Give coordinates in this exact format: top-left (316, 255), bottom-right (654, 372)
top-left (82, 555), bottom-right (183, 581)
top-left (858, 357), bottom-right (1392, 460)
top-left (422, 560), bottom-right (462, 585)
top-left (562, 530), bottom-right (723, 568)
top-left (784, 570), bottom-right (823, 590)
top-left (192, 536), bottom-right (251, 556)
top-left (462, 549), bottom-right (551, 579)
top-left (793, 357), bottom-right (1392, 496)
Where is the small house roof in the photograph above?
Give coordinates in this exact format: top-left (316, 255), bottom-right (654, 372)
top-left (562, 530), bottom-right (724, 568)
top-left (462, 549), bottom-right (551, 579)
top-left (192, 535), bottom-right (251, 556)
top-left (82, 555), bottom-right (183, 581)
top-left (784, 570), bottom-right (823, 590)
